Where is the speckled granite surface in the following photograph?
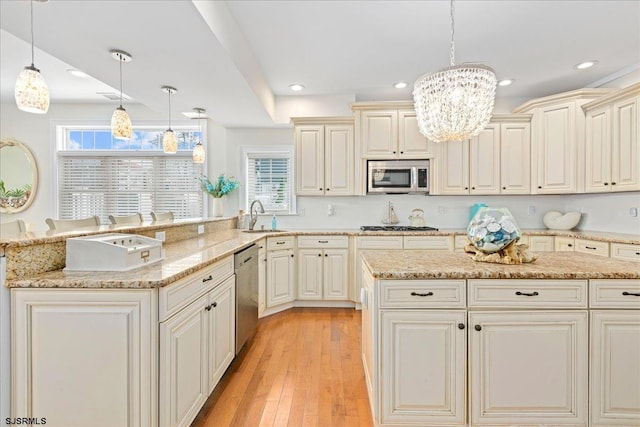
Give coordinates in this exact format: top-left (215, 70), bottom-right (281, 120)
top-left (361, 250), bottom-right (640, 280)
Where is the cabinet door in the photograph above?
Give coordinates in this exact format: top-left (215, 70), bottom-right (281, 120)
top-left (295, 125), bottom-right (325, 195)
top-left (591, 311), bottom-right (640, 426)
top-left (534, 102), bottom-right (578, 193)
top-left (323, 249), bottom-right (349, 300)
top-left (585, 105), bottom-right (612, 192)
top-left (361, 268), bottom-right (376, 412)
top-left (398, 110), bottom-right (433, 158)
top-left (12, 289), bottom-right (156, 427)
top-left (381, 310), bottom-right (466, 426)
top-left (469, 311), bottom-right (588, 426)
top-left (439, 139), bottom-right (470, 195)
top-left (160, 294), bottom-right (208, 427)
top-left (267, 249), bottom-right (295, 307)
top-left (528, 235), bottom-right (554, 251)
top-left (470, 124), bottom-right (501, 194)
top-left (258, 240), bottom-right (267, 317)
top-left (297, 249), bottom-right (323, 300)
top-left (207, 276), bottom-right (235, 393)
top-left (325, 124), bottom-right (354, 195)
top-left (362, 110), bottom-right (398, 158)
top-left (554, 236), bottom-right (575, 252)
top-left (612, 97), bottom-right (640, 192)
top-left (501, 122), bottom-right (531, 194)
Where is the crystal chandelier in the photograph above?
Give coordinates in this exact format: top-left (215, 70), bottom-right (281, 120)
top-left (110, 49), bottom-right (133, 140)
top-left (192, 108), bottom-right (206, 164)
top-left (15, 0), bottom-right (49, 114)
top-left (162, 86), bottom-right (178, 154)
top-left (413, 0), bottom-right (496, 143)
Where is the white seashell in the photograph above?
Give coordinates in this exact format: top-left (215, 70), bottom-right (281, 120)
top-left (482, 242), bottom-right (500, 253)
top-left (542, 211), bottom-right (581, 230)
top-left (501, 220), bottom-right (516, 233)
top-left (487, 223), bottom-right (501, 232)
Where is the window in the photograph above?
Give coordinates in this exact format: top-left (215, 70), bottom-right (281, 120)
top-left (56, 124), bottom-right (205, 222)
top-left (244, 148), bottom-right (295, 214)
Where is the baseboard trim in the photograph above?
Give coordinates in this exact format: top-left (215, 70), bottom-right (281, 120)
top-left (260, 300), bottom-right (356, 318)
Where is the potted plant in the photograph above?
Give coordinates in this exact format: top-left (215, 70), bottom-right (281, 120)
top-left (199, 174), bottom-right (239, 217)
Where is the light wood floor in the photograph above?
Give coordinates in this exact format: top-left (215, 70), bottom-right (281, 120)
top-left (191, 307), bottom-right (374, 427)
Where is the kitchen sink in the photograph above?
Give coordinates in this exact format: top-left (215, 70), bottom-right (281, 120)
top-left (243, 229), bottom-right (286, 233)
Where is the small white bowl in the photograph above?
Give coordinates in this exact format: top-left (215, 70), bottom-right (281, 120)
top-left (542, 211), bottom-right (581, 230)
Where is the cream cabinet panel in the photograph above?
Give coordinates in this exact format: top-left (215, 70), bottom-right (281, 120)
top-left (160, 294), bottom-right (208, 427)
top-left (470, 124), bottom-right (500, 194)
top-left (295, 125), bottom-right (324, 196)
top-left (469, 311), bottom-right (588, 426)
top-left (380, 310), bottom-right (466, 426)
top-left (398, 110), bottom-right (433, 158)
top-left (297, 249), bottom-right (323, 300)
top-left (612, 97), bottom-right (640, 191)
top-left (207, 276), bottom-right (235, 393)
top-left (585, 105), bottom-right (612, 192)
top-left (362, 110), bottom-right (398, 158)
top-left (528, 235), bottom-right (554, 251)
top-left (575, 238), bottom-right (610, 257)
top-left (12, 289), bottom-right (156, 427)
top-left (440, 139), bottom-right (470, 195)
top-left (555, 236), bottom-right (576, 252)
top-left (611, 243), bottom-right (640, 262)
top-left (258, 240), bottom-right (267, 317)
top-left (361, 268), bottom-right (376, 410)
top-left (267, 249), bottom-right (295, 307)
top-left (590, 311), bottom-right (640, 426)
top-left (324, 124), bottom-right (354, 195)
top-left (323, 249), bottom-right (349, 300)
top-left (500, 122), bottom-right (531, 194)
top-left (534, 102), bottom-right (578, 193)
top-left (353, 236), bottom-right (404, 303)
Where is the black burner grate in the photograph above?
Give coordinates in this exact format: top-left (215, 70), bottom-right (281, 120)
top-left (360, 225), bottom-right (439, 231)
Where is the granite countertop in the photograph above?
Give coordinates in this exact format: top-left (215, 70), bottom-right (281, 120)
top-left (361, 250), bottom-right (640, 280)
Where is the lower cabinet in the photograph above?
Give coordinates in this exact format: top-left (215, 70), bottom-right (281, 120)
top-left (469, 311), bottom-right (588, 426)
top-left (207, 276), bottom-right (235, 393)
top-left (267, 248), bottom-right (295, 307)
top-left (298, 248), bottom-right (349, 300)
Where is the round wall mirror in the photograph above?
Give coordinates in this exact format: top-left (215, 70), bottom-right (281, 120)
top-left (0, 139), bottom-right (38, 214)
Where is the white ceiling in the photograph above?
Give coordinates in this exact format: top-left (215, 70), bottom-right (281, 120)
top-left (1, 0), bottom-right (638, 127)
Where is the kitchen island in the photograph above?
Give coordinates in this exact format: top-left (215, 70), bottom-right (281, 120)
top-left (360, 250), bottom-right (640, 427)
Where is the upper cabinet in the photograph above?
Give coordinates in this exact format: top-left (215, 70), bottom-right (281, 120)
top-left (292, 117), bottom-right (355, 196)
top-left (583, 83), bottom-right (640, 193)
top-left (352, 102), bottom-right (434, 159)
top-left (514, 88), bottom-right (613, 194)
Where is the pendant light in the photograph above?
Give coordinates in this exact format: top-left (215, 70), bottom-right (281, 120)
top-left (192, 108), bottom-right (206, 164)
top-left (413, 0), bottom-right (496, 143)
top-left (15, 0), bottom-right (49, 114)
top-left (162, 86), bottom-right (178, 154)
top-left (110, 49), bottom-right (133, 140)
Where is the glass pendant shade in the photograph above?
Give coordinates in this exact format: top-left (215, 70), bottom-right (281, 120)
top-left (163, 129), bottom-right (177, 154)
top-left (192, 142), bottom-right (205, 163)
top-left (413, 64), bottom-right (496, 142)
top-left (15, 65), bottom-right (49, 114)
top-left (111, 106), bottom-right (132, 140)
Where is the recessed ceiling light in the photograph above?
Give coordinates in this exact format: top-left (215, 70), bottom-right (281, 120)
top-left (574, 60), bottom-right (598, 70)
top-left (67, 69), bottom-right (89, 78)
top-left (289, 84), bottom-right (304, 91)
top-left (498, 79), bottom-right (514, 87)
top-left (393, 81), bottom-right (408, 89)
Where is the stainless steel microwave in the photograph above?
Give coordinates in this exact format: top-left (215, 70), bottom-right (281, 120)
top-left (367, 160), bottom-right (430, 194)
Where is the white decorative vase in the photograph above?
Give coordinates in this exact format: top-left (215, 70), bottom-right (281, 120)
top-left (212, 197), bottom-right (224, 217)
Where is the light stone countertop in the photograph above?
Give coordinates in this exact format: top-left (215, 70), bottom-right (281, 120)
top-left (361, 250), bottom-right (640, 280)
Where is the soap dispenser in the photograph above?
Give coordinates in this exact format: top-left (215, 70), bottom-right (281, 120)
top-left (271, 214), bottom-right (277, 230)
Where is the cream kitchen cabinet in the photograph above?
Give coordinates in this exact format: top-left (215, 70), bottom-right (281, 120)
top-left (293, 118), bottom-right (355, 196)
top-left (206, 276), bottom-right (235, 393)
top-left (514, 88), bottom-right (612, 194)
top-left (266, 237), bottom-right (296, 307)
top-left (584, 84), bottom-right (640, 193)
top-left (257, 239), bottom-right (267, 317)
top-left (590, 279), bottom-right (640, 426)
top-left (352, 102), bottom-right (433, 159)
top-left (555, 236), bottom-right (576, 251)
top-left (297, 235), bottom-right (349, 300)
top-left (353, 236), bottom-right (404, 304)
top-left (575, 238), bottom-right (610, 257)
top-left (528, 235), bottom-right (555, 251)
top-left (439, 138), bottom-right (471, 194)
top-left (12, 289), bottom-right (157, 427)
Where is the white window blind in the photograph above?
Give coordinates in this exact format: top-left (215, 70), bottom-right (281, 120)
top-left (58, 155), bottom-right (203, 222)
top-left (246, 152), bottom-right (293, 214)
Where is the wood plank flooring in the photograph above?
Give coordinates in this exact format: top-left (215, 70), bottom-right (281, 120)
top-left (191, 308), bottom-right (373, 427)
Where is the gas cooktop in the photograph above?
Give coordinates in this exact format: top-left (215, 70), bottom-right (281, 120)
top-left (360, 225), bottom-right (439, 231)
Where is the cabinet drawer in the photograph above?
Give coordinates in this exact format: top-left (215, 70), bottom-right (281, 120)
top-left (357, 235), bottom-right (404, 249)
top-left (403, 235), bottom-right (454, 251)
top-left (554, 236), bottom-right (575, 252)
top-left (575, 239), bottom-right (609, 257)
top-left (379, 280), bottom-right (466, 308)
top-left (528, 235), bottom-right (554, 251)
top-left (590, 279), bottom-right (640, 308)
top-left (610, 243), bottom-right (640, 262)
top-left (267, 236), bottom-right (295, 250)
top-left (297, 235), bottom-right (348, 248)
top-left (468, 279), bottom-right (588, 308)
top-left (159, 256), bottom-right (234, 321)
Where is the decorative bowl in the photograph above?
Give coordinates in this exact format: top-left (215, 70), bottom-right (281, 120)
top-left (467, 207), bottom-right (521, 254)
top-left (542, 211), bottom-right (581, 230)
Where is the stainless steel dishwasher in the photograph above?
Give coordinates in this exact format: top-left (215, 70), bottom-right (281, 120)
top-left (234, 244), bottom-right (258, 354)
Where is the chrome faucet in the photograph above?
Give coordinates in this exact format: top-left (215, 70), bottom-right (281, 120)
top-left (249, 200), bottom-right (265, 230)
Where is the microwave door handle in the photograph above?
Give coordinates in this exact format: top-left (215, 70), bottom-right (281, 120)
top-left (411, 168), bottom-right (418, 191)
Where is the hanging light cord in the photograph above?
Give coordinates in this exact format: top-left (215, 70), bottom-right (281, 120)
top-left (118, 54), bottom-right (123, 108)
top-left (29, 0), bottom-right (35, 66)
top-left (449, 0), bottom-right (455, 66)
top-left (167, 90), bottom-right (172, 130)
